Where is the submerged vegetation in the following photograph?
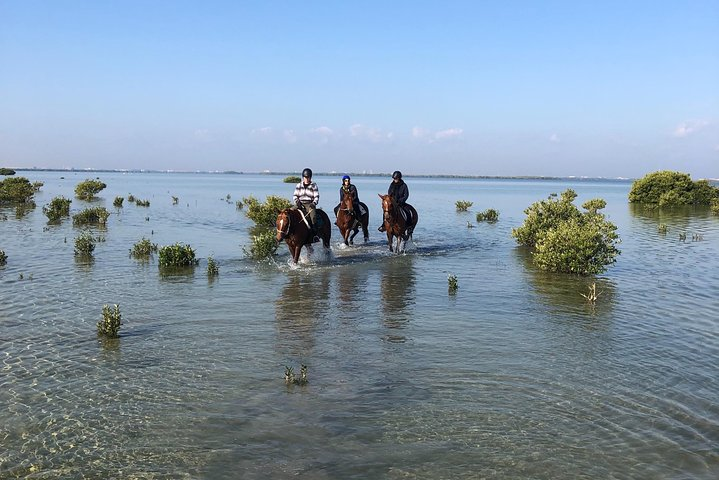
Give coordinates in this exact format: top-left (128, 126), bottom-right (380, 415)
top-left (455, 200), bottom-right (473, 212)
top-left (207, 256), bottom-right (219, 277)
top-left (43, 196), bottom-right (72, 223)
top-left (74, 178), bottom-right (107, 200)
top-left (512, 189), bottom-right (620, 275)
top-left (448, 274), bottom-right (458, 293)
top-left (158, 243), bottom-right (199, 267)
top-left (73, 207), bottom-right (110, 226)
top-left (0, 176), bottom-right (36, 204)
top-left (74, 231), bottom-right (96, 256)
top-left (628, 170), bottom-right (719, 206)
top-left (98, 304), bottom-right (121, 338)
top-left (0, 249), bottom-right (7, 265)
top-left (284, 364), bottom-right (308, 385)
top-left (131, 237), bottom-right (158, 258)
top-left (476, 209), bottom-right (499, 222)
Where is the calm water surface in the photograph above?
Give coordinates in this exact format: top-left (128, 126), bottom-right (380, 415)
top-left (1, 172), bottom-right (718, 479)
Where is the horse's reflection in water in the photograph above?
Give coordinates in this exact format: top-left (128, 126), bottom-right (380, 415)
top-left (380, 257), bottom-right (416, 340)
top-left (274, 270), bottom-right (331, 357)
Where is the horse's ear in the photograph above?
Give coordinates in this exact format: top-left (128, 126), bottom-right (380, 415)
top-left (378, 193), bottom-right (383, 199)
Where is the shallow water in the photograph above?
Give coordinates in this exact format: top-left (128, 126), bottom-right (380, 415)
top-left (1, 172), bottom-right (718, 479)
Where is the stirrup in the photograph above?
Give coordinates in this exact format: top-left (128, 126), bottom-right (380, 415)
top-left (378, 225), bottom-right (385, 232)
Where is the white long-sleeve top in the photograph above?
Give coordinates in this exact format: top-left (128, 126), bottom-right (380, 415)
top-left (293, 181), bottom-right (320, 205)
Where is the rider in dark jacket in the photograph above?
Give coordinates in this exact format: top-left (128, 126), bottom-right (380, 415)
top-left (334, 175), bottom-right (361, 216)
top-left (378, 170), bottom-right (409, 232)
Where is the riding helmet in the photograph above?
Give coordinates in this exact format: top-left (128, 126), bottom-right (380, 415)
top-left (392, 170), bottom-right (402, 179)
top-left (302, 168), bottom-right (313, 178)
top-left (342, 175), bottom-right (350, 181)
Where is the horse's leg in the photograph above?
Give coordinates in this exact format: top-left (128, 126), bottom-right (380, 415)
top-left (386, 231), bottom-right (393, 252)
top-left (362, 216), bottom-right (369, 242)
top-left (349, 226), bottom-right (358, 245)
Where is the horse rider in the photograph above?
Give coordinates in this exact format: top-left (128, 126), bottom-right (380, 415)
top-left (334, 175), bottom-right (361, 217)
top-left (378, 170), bottom-right (409, 232)
top-left (292, 168), bottom-right (320, 235)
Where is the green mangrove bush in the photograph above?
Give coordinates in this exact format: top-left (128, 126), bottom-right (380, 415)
top-left (113, 196), bottom-right (124, 208)
top-left (628, 170), bottom-right (719, 206)
top-left (448, 274), bottom-right (458, 293)
top-left (74, 231), bottom-right (96, 256)
top-left (135, 199), bottom-right (150, 207)
top-left (158, 243), bottom-right (199, 267)
top-left (0, 176), bottom-right (35, 204)
top-left (244, 229), bottom-right (278, 260)
top-left (476, 209), bottom-right (499, 222)
top-left (512, 189), bottom-right (620, 275)
top-left (130, 237), bottom-right (158, 257)
top-left (43, 196), bottom-right (72, 223)
top-left (242, 195), bottom-right (293, 228)
top-left (711, 198), bottom-right (719, 216)
top-left (74, 178), bottom-right (107, 200)
top-left (207, 256), bottom-right (219, 277)
top-left (455, 200), bottom-right (473, 212)
top-left (283, 176), bottom-right (301, 184)
top-left (73, 207), bottom-right (110, 226)
top-left (0, 168), bottom-right (16, 175)
top-left (98, 304), bottom-right (121, 338)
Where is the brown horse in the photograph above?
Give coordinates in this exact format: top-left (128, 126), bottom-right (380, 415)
top-left (276, 207), bottom-right (331, 264)
top-left (335, 193), bottom-right (369, 245)
top-left (378, 194), bottom-right (418, 253)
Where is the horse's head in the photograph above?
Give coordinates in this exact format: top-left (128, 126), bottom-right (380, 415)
top-left (276, 208), bottom-right (291, 241)
top-left (341, 191), bottom-right (355, 213)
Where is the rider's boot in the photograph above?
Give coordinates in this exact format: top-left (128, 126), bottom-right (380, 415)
top-left (378, 224), bottom-right (386, 232)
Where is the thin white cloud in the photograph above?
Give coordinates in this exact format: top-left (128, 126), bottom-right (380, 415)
top-left (412, 126), bottom-right (430, 139)
top-left (673, 120), bottom-right (709, 138)
top-left (283, 129), bottom-right (297, 143)
top-left (349, 124), bottom-right (393, 143)
top-left (549, 133), bottom-right (560, 143)
top-left (309, 126), bottom-right (333, 145)
top-left (434, 128), bottom-right (463, 140)
top-left (251, 127), bottom-right (273, 136)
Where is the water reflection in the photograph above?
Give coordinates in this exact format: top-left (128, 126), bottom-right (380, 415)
top-left (380, 256), bottom-right (416, 339)
top-left (514, 247), bottom-right (616, 324)
top-left (274, 270), bottom-right (331, 356)
top-left (336, 263), bottom-right (369, 306)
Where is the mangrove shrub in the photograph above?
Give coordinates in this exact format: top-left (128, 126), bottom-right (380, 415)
top-left (284, 176), bottom-right (301, 183)
top-left (158, 243), bottom-right (199, 267)
top-left (74, 231), bottom-right (96, 256)
top-left (512, 189), bottom-right (620, 275)
top-left (242, 195), bottom-right (292, 228)
top-left (43, 196), bottom-right (72, 223)
top-left (628, 170), bottom-right (719, 206)
top-left (0, 168), bottom-right (16, 176)
top-left (0, 249), bottom-right (7, 265)
top-left (98, 304), bottom-right (121, 338)
top-left (73, 207), bottom-right (110, 226)
top-left (75, 179), bottom-right (107, 200)
top-left (455, 200), bottom-right (473, 212)
top-left (0, 176), bottom-right (35, 204)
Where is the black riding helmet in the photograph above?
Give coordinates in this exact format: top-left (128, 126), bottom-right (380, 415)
top-left (392, 170), bottom-right (402, 179)
top-left (302, 168), bottom-right (313, 178)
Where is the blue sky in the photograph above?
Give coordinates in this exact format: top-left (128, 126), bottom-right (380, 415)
top-left (1, 1), bottom-right (717, 178)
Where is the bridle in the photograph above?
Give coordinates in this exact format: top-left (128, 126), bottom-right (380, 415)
top-left (276, 211), bottom-right (291, 238)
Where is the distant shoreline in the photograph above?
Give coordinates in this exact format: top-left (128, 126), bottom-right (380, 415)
top-left (9, 167), bottom-right (643, 182)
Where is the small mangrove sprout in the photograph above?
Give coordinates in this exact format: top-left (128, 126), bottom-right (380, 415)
top-left (207, 256), bottom-right (219, 277)
top-left (43, 196), bottom-right (72, 223)
top-left (135, 199), bottom-right (150, 207)
top-left (285, 364), bottom-right (308, 385)
top-left (0, 249), bottom-right (7, 265)
top-left (455, 200), bottom-right (473, 212)
top-left (580, 283), bottom-right (601, 304)
top-left (476, 209), bottom-right (499, 223)
top-left (113, 196), bottom-right (124, 208)
top-left (235, 199), bottom-right (244, 210)
top-left (98, 304), bottom-right (121, 338)
top-left (130, 237), bottom-right (158, 257)
top-left (658, 224), bottom-right (667, 234)
top-left (74, 178), bottom-right (107, 200)
top-left (73, 207), bottom-right (110, 226)
top-left (74, 231), bottom-right (96, 256)
top-left (172, 196), bottom-right (179, 205)
top-left (158, 243), bottom-right (199, 267)
top-left (127, 194), bottom-right (136, 203)
top-left (448, 274), bottom-right (458, 294)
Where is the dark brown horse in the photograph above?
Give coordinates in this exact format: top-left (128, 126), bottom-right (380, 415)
top-left (378, 194), bottom-right (418, 253)
top-left (335, 193), bottom-right (369, 245)
top-left (276, 207), bottom-right (331, 264)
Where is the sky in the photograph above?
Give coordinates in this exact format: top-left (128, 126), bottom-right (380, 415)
top-left (1, 1), bottom-right (717, 178)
